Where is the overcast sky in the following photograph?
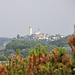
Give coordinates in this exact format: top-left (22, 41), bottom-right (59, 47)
top-left (0, 0), bottom-right (75, 38)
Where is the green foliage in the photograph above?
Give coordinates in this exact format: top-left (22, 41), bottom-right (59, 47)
top-left (0, 38), bottom-right (12, 49)
top-left (16, 49), bottom-right (20, 55)
top-left (57, 46), bottom-right (66, 56)
top-left (0, 36), bottom-right (72, 60)
top-left (0, 40), bottom-right (44, 59)
top-left (47, 37), bottom-right (68, 47)
top-left (0, 35), bottom-right (75, 75)
top-left (0, 44), bottom-right (75, 75)
top-left (0, 55), bottom-right (7, 61)
top-left (6, 40), bottom-right (44, 50)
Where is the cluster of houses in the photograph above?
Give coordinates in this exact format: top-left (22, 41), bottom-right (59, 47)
top-left (22, 28), bottom-right (65, 42)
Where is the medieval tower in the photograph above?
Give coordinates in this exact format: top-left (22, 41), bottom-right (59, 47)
top-left (29, 27), bottom-right (32, 35)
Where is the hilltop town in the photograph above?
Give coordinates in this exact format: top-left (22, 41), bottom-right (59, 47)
top-left (14, 27), bottom-right (65, 42)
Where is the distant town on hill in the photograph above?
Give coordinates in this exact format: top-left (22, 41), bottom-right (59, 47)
top-left (0, 26), bottom-right (74, 60)
top-left (14, 27), bottom-right (65, 41)
top-left (0, 27), bottom-right (66, 49)
top-left (2, 25), bottom-right (75, 50)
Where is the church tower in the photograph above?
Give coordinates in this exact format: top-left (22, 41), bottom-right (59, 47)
top-left (29, 27), bottom-right (32, 35)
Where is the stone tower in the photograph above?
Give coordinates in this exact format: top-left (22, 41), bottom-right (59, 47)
top-left (29, 27), bottom-right (32, 35)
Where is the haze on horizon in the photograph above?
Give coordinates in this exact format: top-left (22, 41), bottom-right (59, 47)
top-left (0, 0), bottom-right (75, 38)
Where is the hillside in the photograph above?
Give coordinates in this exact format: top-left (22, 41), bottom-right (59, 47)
top-left (0, 35), bottom-right (75, 75)
top-left (0, 40), bottom-right (44, 59)
top-left (0, 35), bottom-right (72, 61)
top-left (0, 38), bottom-right (12, 49)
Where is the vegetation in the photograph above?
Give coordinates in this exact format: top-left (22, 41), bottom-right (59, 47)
top-left (0, 40), bottom-right (44, 59)
top-left (0, 35), bottom-right (71, 61)
top-left (0, 38), bottom-right (12, 49)
top-left (0, 35), bottom-right (75, 75)
top-left (47, 37), bottom-right (68, 47)
top-left (47, 36), bottom-right (71, 53)
top-left (0, 55), bottom-right (7, 61)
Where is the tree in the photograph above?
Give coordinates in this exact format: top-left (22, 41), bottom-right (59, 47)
top-left (0, 55), bottom-right (7, 61)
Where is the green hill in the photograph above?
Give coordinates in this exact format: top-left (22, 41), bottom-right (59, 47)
top-left (0, 35), bottom-right (72, 61)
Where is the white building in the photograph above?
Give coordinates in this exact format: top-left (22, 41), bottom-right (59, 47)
top-left (34, 28), bottom-right (40, 35)
top-left (29, 27), bottom-right (32, 35)
top-left (39, 33), bottom-right (48, 40)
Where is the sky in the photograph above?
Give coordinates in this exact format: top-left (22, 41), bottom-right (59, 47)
top-left (0, 0), bottom-right (75, 38)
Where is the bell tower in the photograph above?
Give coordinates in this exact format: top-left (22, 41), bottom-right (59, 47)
top-left (29, 27), bottom-right (32, 35)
